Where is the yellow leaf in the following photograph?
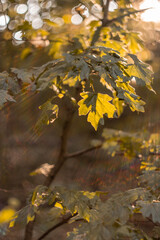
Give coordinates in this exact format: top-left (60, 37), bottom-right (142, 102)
top-left (44, 19), bottom-right (58, 27)
top-left (9, 219), bottom-right (16, 228)
top-left (0, 208), bottom-right (15, 224)
top-left (58, 93), bottom-right (64, 98)
top-left (83, 191), bottom-right (96, 199)
top-left (21, 48), bottom-right (32, 60)
top-left (55, 202), bottom-right (63, 209)
top-left (62, 14), bottom-right (71, 24)
top-left (78, 92), bottom-right (116, 130)
top-left (27, 213), bottom-right (35, 223)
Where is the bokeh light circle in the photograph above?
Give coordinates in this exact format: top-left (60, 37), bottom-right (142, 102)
top-left (71, 14), bottom-right (83, 25)
top-left (32, 18), bottom-right (43, 29)
top-left (13, 31), bottom-right (23, 41)
top-left (16, 4), bottom-right (28, 14)
top-left (0, 15), bottom-right (10, 26)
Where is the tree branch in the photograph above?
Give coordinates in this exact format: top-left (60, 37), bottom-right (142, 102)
top-left (24, 99), bottom-right (76, 240)
top-left (24, 5), bottom-right (151, 240)
top-left (91, 7), bottom-right (150, 46)
top-left (65, 144), bottom-right (102, 159)
top-left (102, 0), bottom-right (111, 26)
top-left (104, 8), bottom-right (150, 26)
top-left (91, 0), bottom-right (111, 46)
top-left (24, 216), bottom-right (36, 240)
top-left (37, 213), bottom-right (77, 240)
top-left (44, 101), bottom-right (76, 187)
top-left (146, 217), bottom-right (160, 227)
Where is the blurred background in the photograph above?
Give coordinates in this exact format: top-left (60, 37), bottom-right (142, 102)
top-left (0, 0), bottom-right (160, 238)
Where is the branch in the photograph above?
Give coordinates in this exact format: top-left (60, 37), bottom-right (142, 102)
top-left (23, 5), bottom-right (151, 240)
top-left (24, 217), bottom-right (36, 240)
top-left (146, 217), bottom-right (160, 227)
top-left (91, 0), bottom-right (111, 46)
top-left (91, 7), bottom-right (150, 46)
top-left (37, 213), bottom-right (77, 240)
top-left (44, 100), bottom-right (76, 187)
top-left (104, 8), bottom-right (151, 26)
top-left (149, 152), bottom-right (160, 156)
top-left (24, 100), bottom-right (76, 240)
top-left (65, 144), bottom-right (102, 159)
top-left (102, 0), bottom-right (111, 25)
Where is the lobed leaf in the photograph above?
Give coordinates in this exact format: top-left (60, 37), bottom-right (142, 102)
top-left (78, 92), bottom-right (116, 130)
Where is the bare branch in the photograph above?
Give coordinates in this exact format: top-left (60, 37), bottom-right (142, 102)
top-left (65, 144), bottom-right (102, 159)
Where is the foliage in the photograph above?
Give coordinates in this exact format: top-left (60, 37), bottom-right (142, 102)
top-left (0, 0), bottom-right (159, 239)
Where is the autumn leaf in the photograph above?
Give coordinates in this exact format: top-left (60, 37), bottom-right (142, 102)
top-left (78, 92), bottom-right (116, 130)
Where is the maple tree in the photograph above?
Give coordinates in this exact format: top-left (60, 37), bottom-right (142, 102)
top-left (0, 0), bottom-right (160, 239)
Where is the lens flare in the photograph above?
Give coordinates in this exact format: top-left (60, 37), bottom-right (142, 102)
top-left (140, 0), bottom-right (160, 23)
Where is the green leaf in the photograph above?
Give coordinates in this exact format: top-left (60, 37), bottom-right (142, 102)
top-left (31, 185), bottom-right (49, 207)
top-left (101, 128), bottom-right (143, 157)
top-left (116, 81), bottom-right (146, 112)
top-left (0, 90), bottom-right (15, 108)
top-left (67, 223), bottom-right (112, 240)
top-left (76, 59), bottom-right (90, 80)
top-left (124, 92), bottom-right (145, 112)
top-left (54, 187), bottom-right (100, 222)
top-left (34, 100), bottom-right (59, 134)
top-left (126, 54), bottom-right (155, 92)
top-left (138, 201), bottom-right (160, 223)
top-left (78, 92), bottom-right (116, 130)
top-left (11, 68), bottom-right (32, 83)
top-left (122, 32), bottom-right (143, 54)
top-left (102, 40), bottom-right (126, 55)
top-left (139, 171), bottom-right (160, 191)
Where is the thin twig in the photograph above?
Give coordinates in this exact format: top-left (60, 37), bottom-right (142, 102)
top-left (0, 188), bottom-right (12, 193)
top-left (105, 8), bottom-right (151, 26)
top-left (91, 7), bottom-right (150, 46)
top-left (65, 144), bottom-right (102, 159)
top-left (37, 213), bottom-right (77, 240)
top-left (146, 217), bottom-right (160, 227)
